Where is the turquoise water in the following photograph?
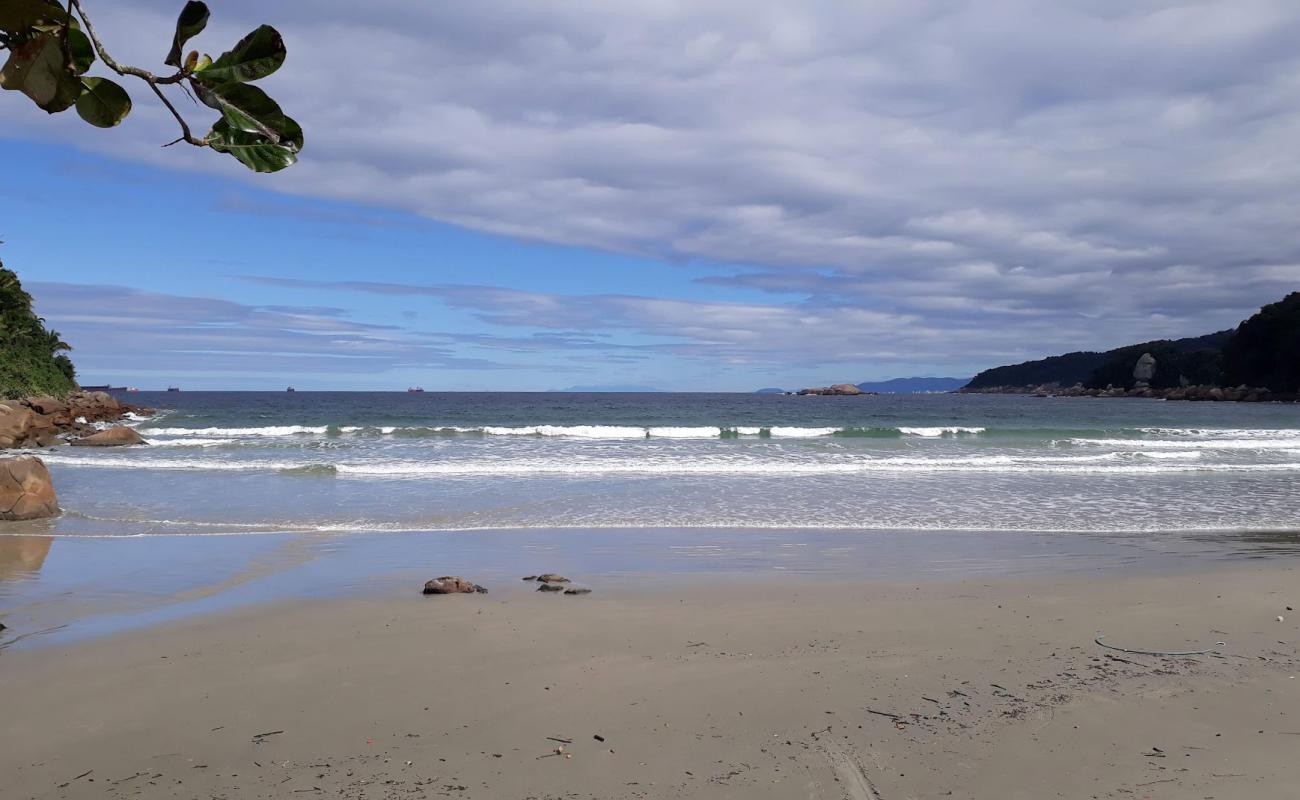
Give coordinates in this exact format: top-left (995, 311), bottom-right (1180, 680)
top-left (10, 391), bottom-right (1300, 535)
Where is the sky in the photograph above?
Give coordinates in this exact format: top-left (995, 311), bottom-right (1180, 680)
top-left (3, 0), bottom-right (1299, 391)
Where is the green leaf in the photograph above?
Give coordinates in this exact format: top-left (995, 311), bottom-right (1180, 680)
top-left (0, 32), bottom-right (82, 113)
top-left (0, 0), bottom-right (69, 32)
top-left (67, 27), bottom-right (94, 75)
top-left (195, 24), bottom-right (285, 83)
top-left (206, 116), bottom-right (301, 173)
top-left (75, 76), bottom-right (131, 127)
top-left (195, 80), bottom-right (293, 142)
top-left (165, 1), bottom-right (209, 68)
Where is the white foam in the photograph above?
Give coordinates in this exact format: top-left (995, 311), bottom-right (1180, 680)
top-left (767, 427), bottom-right (839, 437)
top-left (39, 453), bottom-right (1299, 477)
top-left (647, 427), bottom-right (721, 438)
top-left (1075, 437), bottom-right (1300, 450)
top-left (1139, 427), bottom-right (1300, 439)
top-left (897, 426), bottom-right (986, 437)
top-left (480, 425), bottom-right (648, 438)
top-left (142, 425), bottom-right (329, 437)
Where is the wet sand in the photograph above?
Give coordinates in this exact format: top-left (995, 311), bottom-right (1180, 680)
top-left (2, 563), bottom-right (1298, 799)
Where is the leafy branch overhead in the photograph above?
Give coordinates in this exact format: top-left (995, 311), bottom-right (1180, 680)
top-left (0, 0), bottom-right (301, 172)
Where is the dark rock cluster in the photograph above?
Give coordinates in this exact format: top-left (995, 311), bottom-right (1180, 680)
top-left (0, 391), bottom-right (152, 449)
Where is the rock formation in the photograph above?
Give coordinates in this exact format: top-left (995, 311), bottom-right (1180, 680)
top-left (0, 456), bottom-right (59, 521)
top-left (1132, 352), bottom-right (1157, 389)
top-left (422, 576), bottom-right (488, 594)
top-left (0, 391), bottom-right (151, 450)
top-left (797, 384), bottom-right (870, 396)
top-left (71, 427), bottom-right (147, 447)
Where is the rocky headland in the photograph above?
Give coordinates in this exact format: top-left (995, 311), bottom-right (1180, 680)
top-left (961, 292), bottom-right (1300, 402)
top-left (0, 391), bottom-right (152, 520)
top-left (0, 391), bottom-right (151, 449)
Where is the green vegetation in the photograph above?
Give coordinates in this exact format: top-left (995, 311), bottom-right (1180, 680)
top-left (0, 260), bottom-right (77, 399)
top-left (965, 330), bottom-right (1233, 391)
top-left (1223, 292), bottom-right (1300, 392)
top-left (1080, 334), bottom-right (1227, 391)
top-left (1, 1), bottom-right (300, 172)
top-left (967, 292), bottom-right (1300, 392)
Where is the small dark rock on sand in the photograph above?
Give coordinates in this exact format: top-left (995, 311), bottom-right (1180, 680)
top-left (537, 573), bottom-right (570, 583)
top-left (537, 583), bottom-right (565, 592)
top-left (564, 587), bottom-right (592, 595)
top-left (422, 576), bottom-right (488, 595)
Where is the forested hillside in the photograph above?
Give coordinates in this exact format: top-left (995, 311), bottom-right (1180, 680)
top-left (0, 262), bottom-right (76, 399)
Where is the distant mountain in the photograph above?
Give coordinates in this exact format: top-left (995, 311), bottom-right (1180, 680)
top-left (754, 387), bottom-right (785, 394)
top-left (551, 384), bottom-right (665, 393)
top-left (855, 377), bottom-right (970, 393)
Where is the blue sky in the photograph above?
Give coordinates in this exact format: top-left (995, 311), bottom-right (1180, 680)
top-left (4, 1), bottom-right (1299, 390)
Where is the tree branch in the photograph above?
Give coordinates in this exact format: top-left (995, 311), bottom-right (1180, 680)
top-left (68, 0), bottom-right (207, 147)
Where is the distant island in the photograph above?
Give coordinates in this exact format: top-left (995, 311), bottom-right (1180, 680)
top-left (755, 377), bottom-right (969, 395)
top-left (961, 292), bottom-right (1300, 400)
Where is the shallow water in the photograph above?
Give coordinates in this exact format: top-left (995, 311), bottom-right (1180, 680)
top-left (10, 391), bottom-right (1300, 535)
top-left (2, 524), bottom-right (1297, 648)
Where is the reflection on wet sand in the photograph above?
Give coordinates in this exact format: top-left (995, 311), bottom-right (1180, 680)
top-left (0, 536), bottom-right (52, 582)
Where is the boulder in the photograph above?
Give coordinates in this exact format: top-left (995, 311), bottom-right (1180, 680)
top-left (0, 456), bottom-right (59, 521)
top-left (71, 427), bottom-right (147, 447)
top-left (422, 576), bottom-right (487, 594)
top-left (66, 391), bottom-right (124, 423)
top-left (0, 404), bottom-right (57, 449)
top-left (536, 573), bottom-right (570, 583)
top-left (1133, 352), bottom-right (1157, 388)
top-left (537, 583), bottom-right (565, 592)
top-left (22, 396), bottom-right (70, 421)
top-left (563, 587), bottom-right (592, 595)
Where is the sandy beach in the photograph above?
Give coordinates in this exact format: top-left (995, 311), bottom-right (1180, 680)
top-left (3, 562), bottom-right (1297, 800)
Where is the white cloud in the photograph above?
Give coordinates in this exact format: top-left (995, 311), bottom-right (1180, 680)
top-left (7, 0), bottom-right (1300, 376)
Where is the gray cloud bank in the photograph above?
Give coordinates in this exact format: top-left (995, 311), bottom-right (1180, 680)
top-left (29, 282), bottom-right (516, 379)
top-left (9, 1), bottom-right (1300, 374)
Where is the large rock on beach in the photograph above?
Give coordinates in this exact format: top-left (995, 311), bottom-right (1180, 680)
top-left (422, 576), bottom-right (488, 594)
top-left (71, 427), bottom-right (147, 447)
top-left (0, 456), bottom-right (59, 521)
top-left (0, 403), bottom-right (58, 448)
top-left (22, 396), bottom-right (70, 421)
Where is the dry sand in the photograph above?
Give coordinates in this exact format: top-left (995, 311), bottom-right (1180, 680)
top-left (2, 564), bottom-right (1298, 799)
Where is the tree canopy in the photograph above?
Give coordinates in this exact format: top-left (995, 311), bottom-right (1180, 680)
top-left (0, 260), bottom-right (77, 399)
top-left (1223, 292), bottom-right (1300, 393)
top-left (1, 0), bottom-right (301, 172)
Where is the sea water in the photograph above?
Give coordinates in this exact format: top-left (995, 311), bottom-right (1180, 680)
top-left (15, 391), bottom-right (1300, 536)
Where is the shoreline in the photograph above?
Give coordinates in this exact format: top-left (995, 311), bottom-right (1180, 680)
top-left (2, 562), bottom-right (1297, 798)
top-left (5, 525), bottom-right (1300, 651)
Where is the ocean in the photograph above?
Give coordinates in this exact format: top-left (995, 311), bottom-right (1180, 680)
top-left (23, 390), bottom-right (1300, 537)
